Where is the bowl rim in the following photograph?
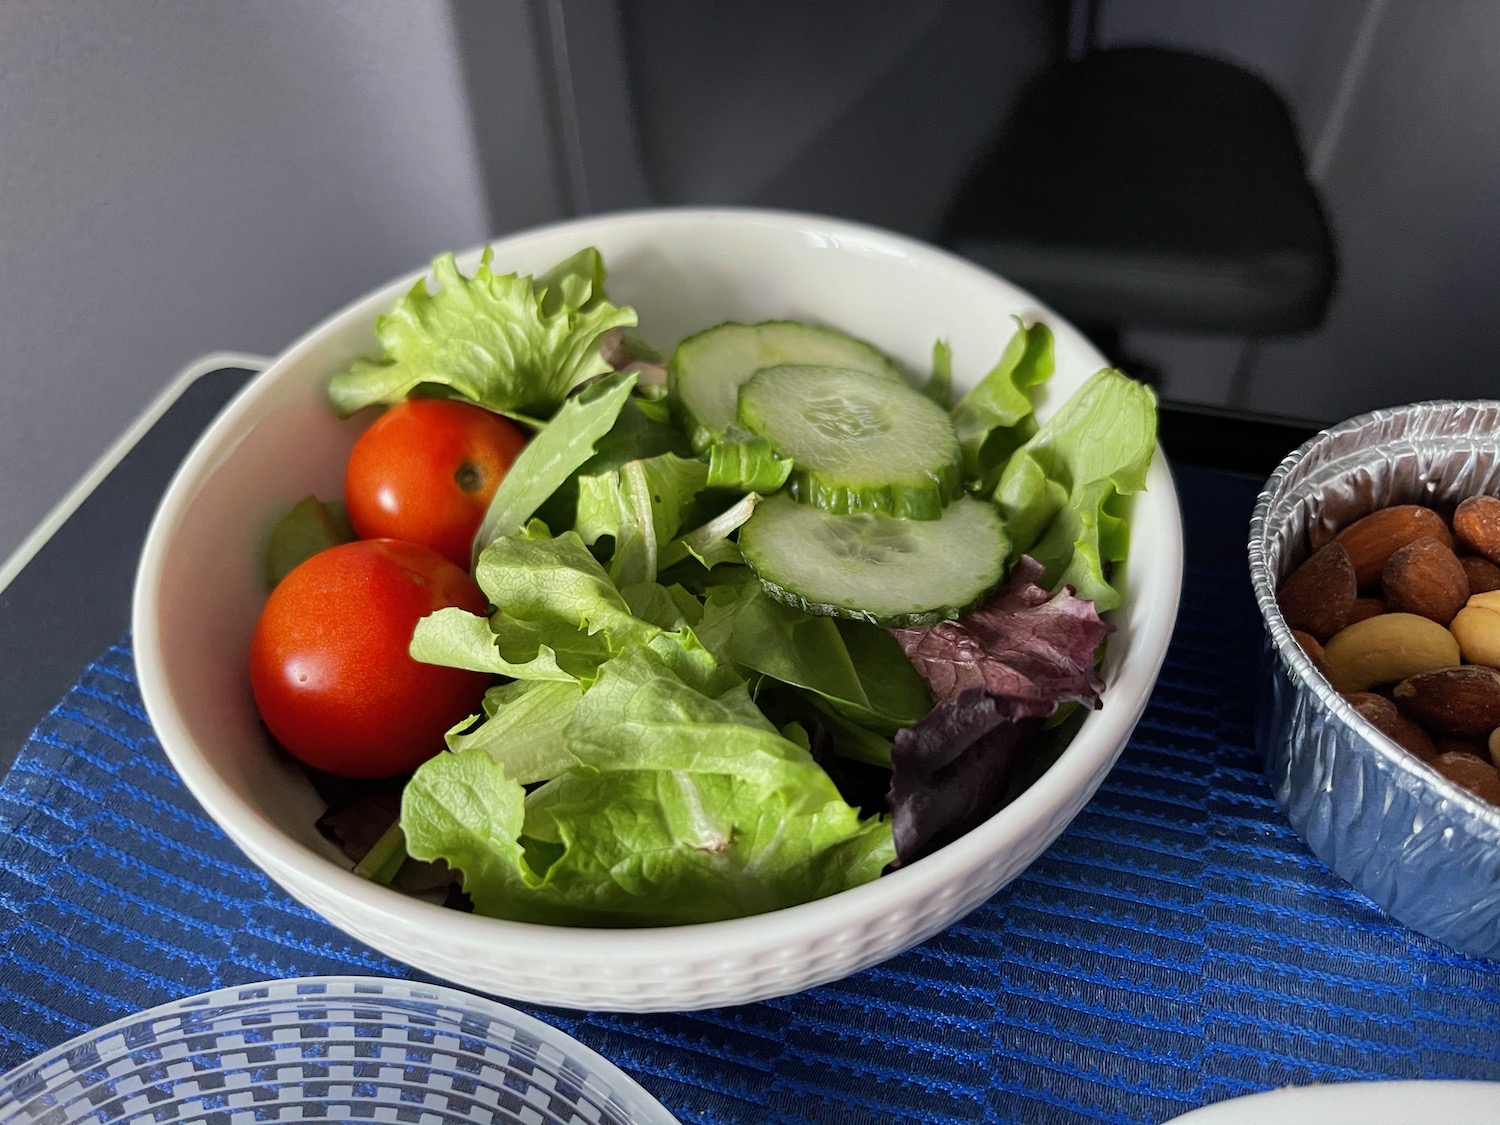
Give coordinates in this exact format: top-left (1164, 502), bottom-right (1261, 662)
top-left (1248, 396), bottom-right (1500, 834)
top-left (133, 205), bottom-right (1184, 954)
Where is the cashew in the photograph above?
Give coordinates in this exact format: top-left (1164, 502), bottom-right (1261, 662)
top-left (1468, 590), bottom-right (1500, 612)
top-left (1450, 598), bottom-right (1500, 669)
top-left (1322, 612), bottom-right (1462, 693)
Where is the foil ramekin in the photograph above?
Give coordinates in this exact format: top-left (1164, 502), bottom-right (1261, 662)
top-left (1249, 400), bottom-right (1500, 960)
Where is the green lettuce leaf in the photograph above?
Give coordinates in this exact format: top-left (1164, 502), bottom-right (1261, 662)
top-left (476, 529), bottom-right (645, 637)
top-left (402, 647), bottom-right (892, 926)
top-left (263, 496), bottom-right (354, 589)
top-left (726, 589), bottom-right (931, 738)
top-left (642, 626), bottom-right (738, 698)
top-left (807, 696), bottom-right (896, 767)
top-left (629, 394), bottom-right (673, 423)
top-left (412, 530), bottom-right (643, 684)
top-left (471, 372), bottom-right (636, 554)
top-left (574, 452), bottom-right (710, 586)
top-left (328, 247), bottom-right (637, 419)
top-left (923, 339), bottom-right (954, 407)
top-left (444, 679), bottom-right (583, 784)
top-left (620, 581), bottom-right (704, 631)
top-left (415, 527), bottom-right (732, 694)
top-left (401, 750), bottom-right (536, 895)
top-left (950, 319), bottom-right (1054, 485)
top-left (410, 605), bottom-right (579, 681)
top-left (479, 529), bottom-right (657, 670)
top-left (582, 395), bottom-right (696, 468)
top-left (530, 395), bottom-right (696, 535)
top-left (658, 492), bottom-right (760, 575)
top-left (992, 368), bottom-right (1157, 611)
top-left (1024, 480), bottom-right (1136, 610)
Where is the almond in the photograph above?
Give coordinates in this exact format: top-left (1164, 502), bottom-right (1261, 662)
top-left (1489, 727), bottom-right (1500, 770)
top-left (1385, 714), bottom-right (1441, 762)
top-left (1335, 505), bottom-right (1453, 589)
top-left (1393, 665), bottom-right (1500, 737)
top-left (1453, 496), bottom-right (1500, 564)
top-left (1433, 735), bottom-right (1487, 761)
top-left (1342, 690), bottom-right (1396, 719)
top-left (1348, 597), bottom-right (1387, 624)
top-left (1308, 516), bottom-right (1338, 552)
top-left (1291, 630), bottom-right (1331, 679)
top-left (1322, 612), bottom-right (1461, 693)
top-left (1343, 691), bottom-right (1438, 761)
top-left (1431, 751), bottom-right (1500, 805)
top-left (1277, 541), bottom-right (1356, 641)
top-left (1461, 555), bottom-right (1500, 596)
top-left (1381, 536), bottom-right (1469, 625)
top-left (1450, 595), bottom-right (1500, 669)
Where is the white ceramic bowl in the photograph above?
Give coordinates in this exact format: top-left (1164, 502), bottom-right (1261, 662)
top-left (133, 208), bottom-right (1183, 1012)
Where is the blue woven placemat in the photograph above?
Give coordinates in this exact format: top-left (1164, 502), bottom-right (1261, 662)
top-left (3, 468), bottom-right (1498, 1124)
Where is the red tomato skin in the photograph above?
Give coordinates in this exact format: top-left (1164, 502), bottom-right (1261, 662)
top-left (249, 539), bottom-right (490, 779)
top-left (345, 399), bottom-right (527, 568)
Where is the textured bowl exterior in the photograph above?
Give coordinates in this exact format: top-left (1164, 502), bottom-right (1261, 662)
top-left (133, 208), bottom-right (1183, 1011)
top-left (1250, 400), bottom-right (1500, 960)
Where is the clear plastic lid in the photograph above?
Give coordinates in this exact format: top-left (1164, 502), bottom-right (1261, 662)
top-left (0, 976), bottom-right (679, 1124)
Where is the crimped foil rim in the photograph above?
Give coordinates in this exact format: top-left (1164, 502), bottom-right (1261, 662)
top-left (1249, 399), bottom-right (1500, 840)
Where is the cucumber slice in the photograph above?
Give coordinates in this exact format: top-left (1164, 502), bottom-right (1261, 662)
top-left (738, 494), bottom-right (1009, 626)
top-left (706, 439), bottom-right (793, 493)
top-left (669, 320), bottom-right (905, 449)
top-left (738, 365), bottom-right (962, 520)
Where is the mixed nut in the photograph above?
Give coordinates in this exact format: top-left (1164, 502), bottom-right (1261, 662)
top-left (1278, 495), bottom-right (1500, 806)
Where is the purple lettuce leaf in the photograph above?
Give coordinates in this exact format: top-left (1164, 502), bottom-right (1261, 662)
top-left (313, 773), bottom-right (458, 895)
top-left (314, 778), bottom-right (403, 862)
top-left (890, 556), bottom-right (1111, 707)
top-left (886, 556), bottom-right (1112, 866)
top-left (888, 695), bottom-right (1040, 864)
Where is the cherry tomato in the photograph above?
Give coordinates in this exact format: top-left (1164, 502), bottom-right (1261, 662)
top-left (345, 399), bottom-right (527, 568)
top-left (249, 539), bottom-right (490, 778)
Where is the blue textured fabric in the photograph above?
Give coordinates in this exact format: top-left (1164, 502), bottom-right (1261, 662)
top-left (2, 470), bottom-right (1499, 1123)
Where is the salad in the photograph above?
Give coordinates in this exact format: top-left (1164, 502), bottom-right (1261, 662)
top-left (248, 246), bottom-right (1158, 927)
